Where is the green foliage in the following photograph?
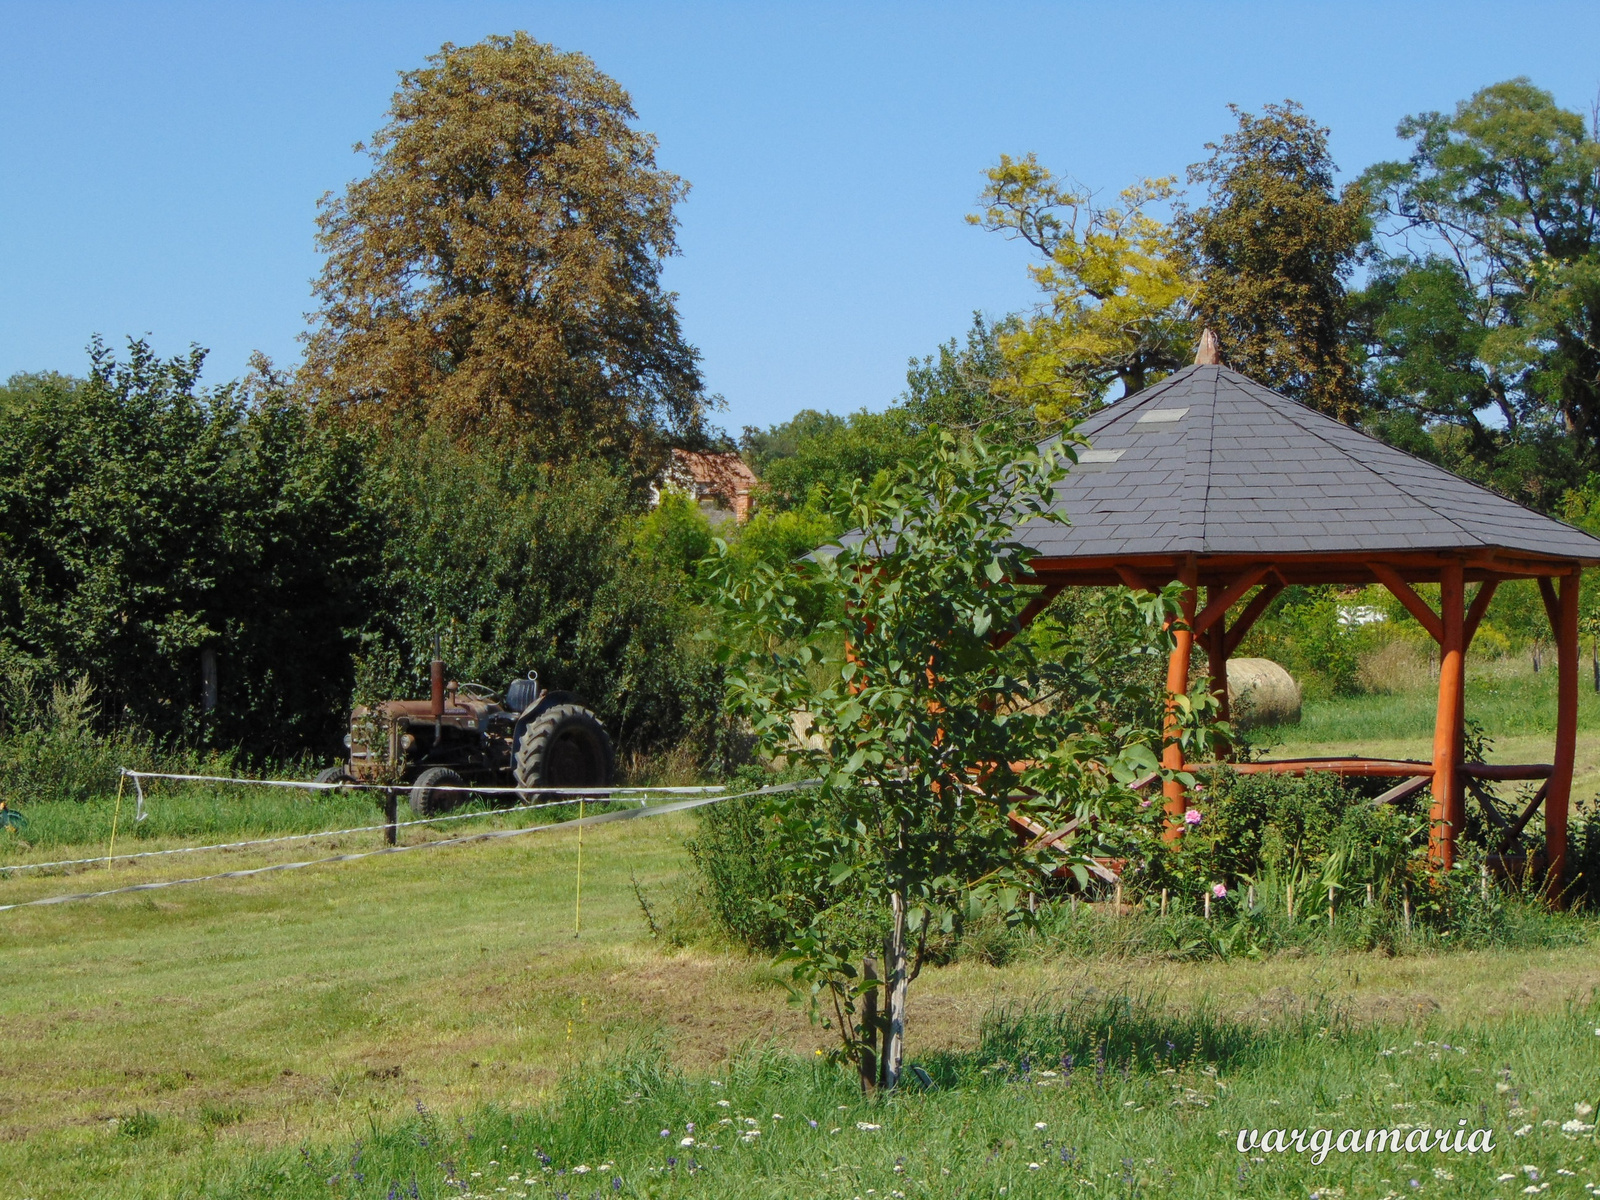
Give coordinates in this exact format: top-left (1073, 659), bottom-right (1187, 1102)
top-left (740, 407), bottom-right (921, 512)
top-left (709, 429), bottom-right (1189, 1082)
top-left (971, 158), bottom-right (1194, 417)
top-left (1181, 101), bottom-right (1368, 419)
top-left (1358, 77), bottom-right (1600, 500)
top-left (355, 430), bottom-right (723, 759)
top-left (1232, 585), bottom-right (1377, 697)
top-left (0, 344), bottom-right (374, 758)
top-left (635, 491), bottom-right (717, 583)
top-left (1142, 769), bottom-right (1422, 905)
top-left (899, 313), bottom-right (1039, 443)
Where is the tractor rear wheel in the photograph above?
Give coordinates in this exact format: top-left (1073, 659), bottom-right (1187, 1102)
top-left (514, 705), bottom-right (614, 793)
top-left (409, 766), bottom-right (467, 817)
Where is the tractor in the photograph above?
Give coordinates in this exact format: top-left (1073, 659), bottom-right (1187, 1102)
top-left (316, 643), bottom-right (614, 816)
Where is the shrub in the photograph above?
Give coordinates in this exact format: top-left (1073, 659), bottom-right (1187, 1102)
top-left (356, 430), bottom-right (725, 761)
top-left (0, 346), bottom-right (374, 759)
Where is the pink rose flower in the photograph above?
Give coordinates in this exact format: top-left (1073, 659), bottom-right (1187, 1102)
top-left (1183, 808), bottom-right (1202, 826)
top-left (1212, 883), bottom-right (1227, 899)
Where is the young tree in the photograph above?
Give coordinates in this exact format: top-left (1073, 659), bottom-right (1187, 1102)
top-left (709, 433), bottom-right (1170, 1089)
top-left (302, 33), bottom-right (705, 477)
top-left (1357, 78), bottom-right (1600, 499)
top-left (1182, 102), bottom-right (1368, 420)
top-left (971, 156), bottom-right (1196, 420)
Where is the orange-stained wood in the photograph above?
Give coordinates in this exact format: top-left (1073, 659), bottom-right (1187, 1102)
top-left (1192, 565), bottom-right (1271, 634)
top-left (991, 584), bottom-right (1064, 650)
top-left (1204, 589), bottom-right (1232, 759)
top-left (1223, 577), bottom-right (1286, 658)
top-left (1429, 562), bottom-right (1466, 869)
top-left (1547, 571), bottom-right (1580, 892)
top-left (1114, 565), bottom-right (1157, 593)
top-left (1161, 558), bottom-right (1198, 840)
top-left (1463, 578), bottom-right (1501, 649)
top-left (1371, 562), bottom-right (1446, 644)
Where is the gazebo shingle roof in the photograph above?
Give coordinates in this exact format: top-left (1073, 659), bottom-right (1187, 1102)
top-left (1024, 364), bottom-right (1600, 564)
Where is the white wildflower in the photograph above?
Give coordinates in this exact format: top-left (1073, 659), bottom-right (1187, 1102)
top-left (856, 1121), bottom-right (882, 1131)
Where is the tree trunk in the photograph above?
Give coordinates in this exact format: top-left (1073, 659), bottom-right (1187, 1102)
top-left (882, 891), bottom-right (909, 1089)
top-left (857, 957), bottom-right (879, 1094)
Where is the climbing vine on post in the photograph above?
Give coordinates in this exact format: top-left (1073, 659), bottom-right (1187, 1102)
top-left (710, 430), bottom-right (1172, 1090)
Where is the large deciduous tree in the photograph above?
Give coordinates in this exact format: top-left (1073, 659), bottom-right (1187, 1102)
top-left (302, 33), bottom-right (706, 477)
top-left (1181, 102), bottom-right (1368, 420)
top-left (971, 156), bottom-right (1196, 420)
top-left (1356, 78), bottom-right (1600, 504)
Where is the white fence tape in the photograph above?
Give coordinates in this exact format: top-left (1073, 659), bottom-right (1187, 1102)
top-left (120, 769), bottom-right (717, 797)
top-left (0, 779), bottom-right (819, 913)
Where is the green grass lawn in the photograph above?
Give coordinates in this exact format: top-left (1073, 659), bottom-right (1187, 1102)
top-left (1251, 655), bottom-right (1600, 802)
top-left (2, 661), bottom-right (1599, 1196)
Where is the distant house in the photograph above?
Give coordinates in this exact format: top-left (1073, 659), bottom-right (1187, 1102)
top-left (651, 448), bottom-right (760, 524)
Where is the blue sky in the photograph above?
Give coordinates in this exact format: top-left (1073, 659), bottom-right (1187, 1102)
top-left (2, 2), bottom-right (1599, 434)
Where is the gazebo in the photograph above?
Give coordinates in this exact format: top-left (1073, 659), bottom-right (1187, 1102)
top-left (1010, 349), bottom-right (1600, 884)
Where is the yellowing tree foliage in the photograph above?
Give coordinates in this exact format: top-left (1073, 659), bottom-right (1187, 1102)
top-left (971, 155), bottom-right (1196, 420)
top-left (301, 33), bottom-right (706, 475)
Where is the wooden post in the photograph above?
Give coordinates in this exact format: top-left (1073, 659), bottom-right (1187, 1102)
top-left (384, 789), bottom-right (398, 846)
top-left (1162, 558), bottom-right (1198, 840)
top-left (1547, 570), bottom-right (1580, 892)
top-left (1205, 588), bottom-right (1231, 760)
top-left (1429, 562), bottom-right (1466, 870)
top-left (858, 957), bottom-right (879, 1093)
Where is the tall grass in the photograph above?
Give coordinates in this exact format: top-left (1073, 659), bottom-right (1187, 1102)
top-left (17, 990), bottom-right (1598, 1199)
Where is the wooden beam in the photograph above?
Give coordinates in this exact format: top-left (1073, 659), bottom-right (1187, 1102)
top-left (1223, 578), bottom-right (1286, 658)
top-left (1495, 779), bottom-right (1550, 856)
top-left (1429, 561), bottom-right (1466, 870)
top-left (1370, 775), bottom-right (1431, 806)
top-left (1370, 562), bottom-right (1445, 644)
top-left (991, 584), bottom-right (1064, 649)
top-left (1466, 778), bottom-right (1510, 830)
top-left (1217, 757), bottom-right (1434, 777)
top-left (1548, 572), bottom-right (1580, 891)
top-left (1114, 565), bottom-right (1159, 593)
top-left (1459, 762), bottom-right (1553, 781)
top-left (1161, 557), bottom-right (1198, 840)
top-left (1538, 576), bottom-right (1560, 631)
top-left (1463, 578), bottom-right (1500, 649)
top-left (1192, 565), bottom-right (1271, 634)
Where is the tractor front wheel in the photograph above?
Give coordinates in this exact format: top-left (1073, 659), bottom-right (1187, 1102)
top-left (409, 766), bottom-right (467, 817)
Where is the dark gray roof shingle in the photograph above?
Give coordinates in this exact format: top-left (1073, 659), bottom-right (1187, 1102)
top-left (1022, 365), bottom-right (1600, 563)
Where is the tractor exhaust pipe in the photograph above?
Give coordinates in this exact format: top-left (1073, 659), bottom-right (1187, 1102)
top-left (430, 634), bottom-right (445, 744)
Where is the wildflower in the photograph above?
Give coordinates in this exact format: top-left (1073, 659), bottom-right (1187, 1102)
top-left (572, 1165), bottom-right (590, 1175)
top-left (808, 1120), bottom-right (819, 1128)
top-left (1184, 809), bottom-right (1202, 826)
top-left (1524, 1167), bottom-right (1540, 1178)
top-left (857, 1122), bottom-right (882, 1132)
top-left (1563, 1119), bottom-right (1595, 1132)
top-left (1499, 1176), bottom-right (1518, 1182)
top-left (679, 1138), bottom-right (695, 1148)
top-left (1035, 1122), bottom-right (1048, 1130)
top-left (716, 1100), bottom-right (730, 1108)
top-left (1578, 1103), bottom-right (1595, 1117)
top-left (1212, 883), bottom-right (1227, 898)
top-left (772, 1113), bottom-right (783, 1120)
top-left (659, 1129), bottom-right (670, 1138)
top-left (1515, 1124), bottom-right (1533, 1136)
top-left (1028, 1163), bottom-right (1041, 1170)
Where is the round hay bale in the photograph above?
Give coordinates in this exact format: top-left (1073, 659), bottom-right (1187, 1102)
top-left (1226, 658), bottom-right (1302, 728)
